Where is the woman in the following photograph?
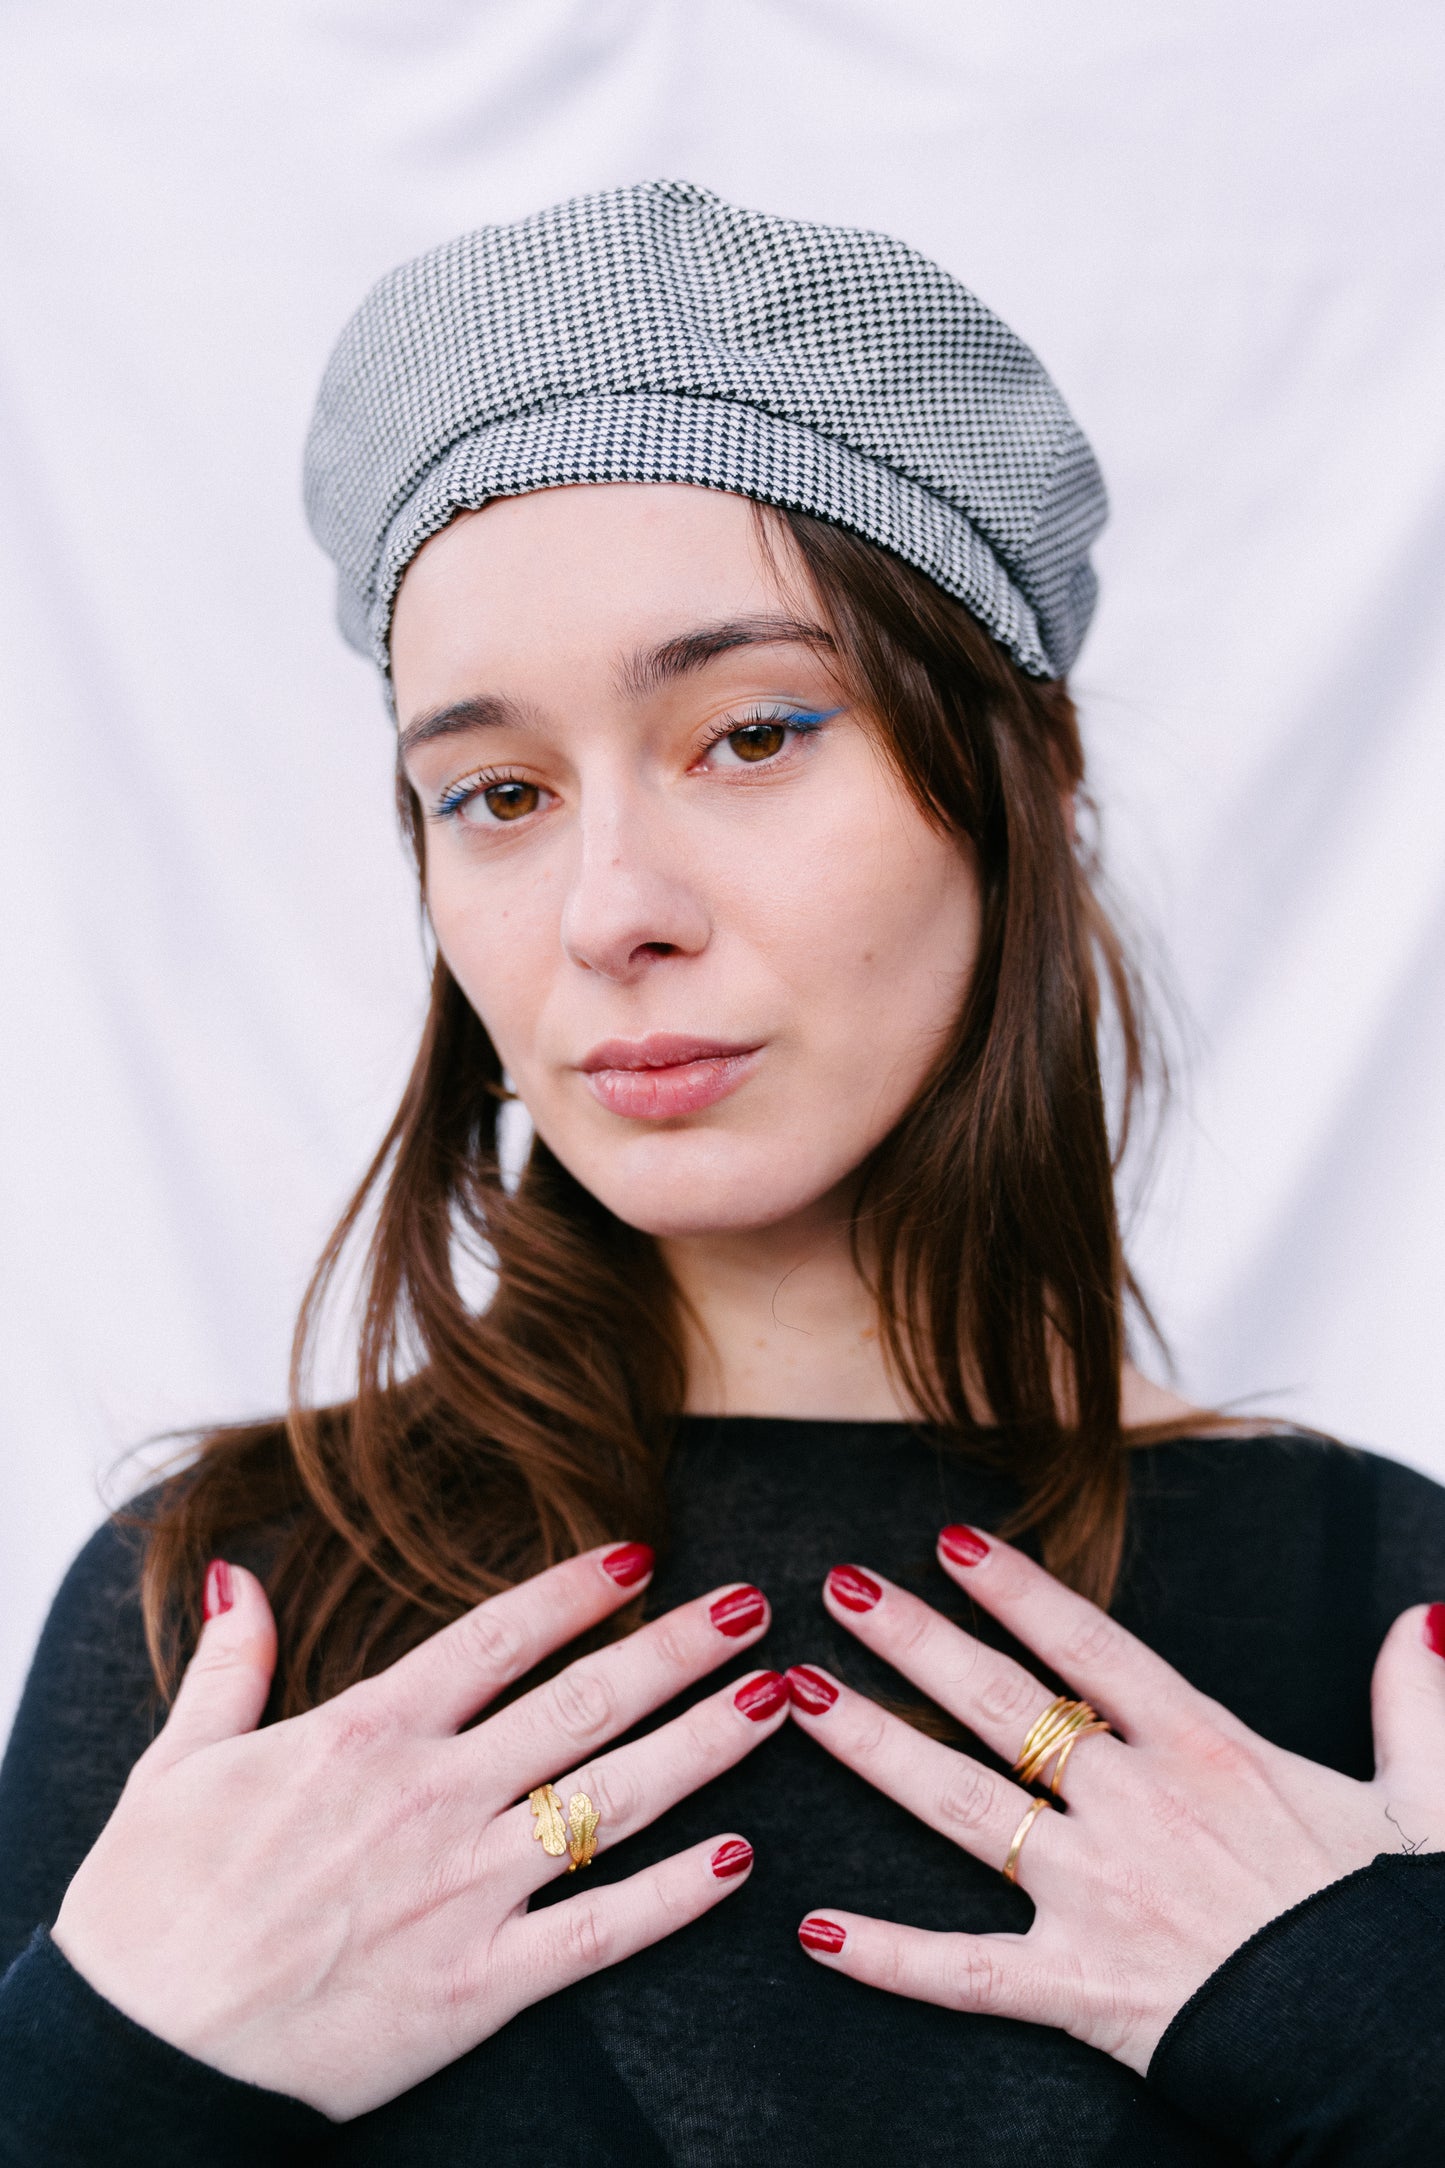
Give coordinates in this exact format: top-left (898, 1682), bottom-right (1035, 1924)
top-left (1, 180), bottom-right (1442, 2166)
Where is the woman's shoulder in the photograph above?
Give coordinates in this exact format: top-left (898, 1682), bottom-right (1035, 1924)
top-left (0, 1487), bottom-right (288, 1970)
top-left (1117, 1429), bottom-right (1442, 1777)
top-left (7, 1503), bottom-right (160, 1745)
top-left (1127, 1426), bottom-right (1445, 1635)
top-left (0, 1506), bottom-right (157, 1968)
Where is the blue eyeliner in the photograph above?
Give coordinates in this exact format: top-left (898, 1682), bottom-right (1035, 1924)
top-left (770, 706), bottom-right (840, 730)
top-left (430, 704), bottom-right (843, 822)
top-left (720, 704), bottom-right (843, 738)
top-left (433, 776), bottom-right (485, 819)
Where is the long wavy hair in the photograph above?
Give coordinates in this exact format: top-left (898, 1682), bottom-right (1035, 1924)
top-left (139, 506), bottom-right (1171, 1716)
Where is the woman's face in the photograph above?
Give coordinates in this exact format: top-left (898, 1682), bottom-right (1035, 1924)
top-left (391, 484), bottom-right (981, 1240)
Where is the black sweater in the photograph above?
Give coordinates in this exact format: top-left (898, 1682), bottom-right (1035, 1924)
top-left (3, 1422), bottom-right (1445, 2165)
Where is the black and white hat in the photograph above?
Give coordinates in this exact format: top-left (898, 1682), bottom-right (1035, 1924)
top-left (304, 179), bottom-right (1107, 681)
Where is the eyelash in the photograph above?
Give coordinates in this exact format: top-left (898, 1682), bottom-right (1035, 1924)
top-left (431, 767), bottom-right (521, 823)
top-left (695, 703), bottom-right (838, 764)
top-left (428, 705), bottom-right (839, 826)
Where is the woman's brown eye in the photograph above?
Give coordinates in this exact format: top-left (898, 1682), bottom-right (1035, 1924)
top-left (728, 722), bottom-right (788, 762)
top-left (480, 781), bottom-right (540, 822)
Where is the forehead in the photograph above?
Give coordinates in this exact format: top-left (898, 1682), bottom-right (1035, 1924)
top-left (388, 483), bottom-right (812, 709)
top-left (393, 481), bottom-right (789, 632)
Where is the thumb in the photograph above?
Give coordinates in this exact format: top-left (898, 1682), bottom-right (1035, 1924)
top-left (149, 1559), bottom-right (279, 1769)
top-left (1370, 1602), bottom-right (1445, 1786)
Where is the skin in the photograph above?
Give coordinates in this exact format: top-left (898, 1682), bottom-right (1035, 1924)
top-left (54, 1548), bottom-right (786, 2117)
top-left (389, 482), bottom-right (1187, 1423)
top-left (391, 481), bottom-right (977, 1418)
top-left (50, 482), bottom-right (1441, 2117)
top-left (789, 1539), bottom-right (1444, 2069)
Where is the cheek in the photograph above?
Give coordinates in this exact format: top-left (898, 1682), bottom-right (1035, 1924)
top-left (425, 866), bottom-right (555, 1072)
top-left (756, 807), bottom-right (980, 1062)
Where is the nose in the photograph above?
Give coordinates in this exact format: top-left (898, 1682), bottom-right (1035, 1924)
top-left (558, 787), bottom-right (711, 983)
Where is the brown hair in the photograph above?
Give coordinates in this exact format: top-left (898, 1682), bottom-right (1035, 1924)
top-left (139, 508), bottom-right (1168, 1714)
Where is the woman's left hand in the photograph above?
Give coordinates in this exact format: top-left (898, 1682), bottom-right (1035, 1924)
top-left (785, 1528), bottom-right (1445, 2072)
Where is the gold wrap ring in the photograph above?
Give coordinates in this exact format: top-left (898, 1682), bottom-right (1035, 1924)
top-left (1012, 1696), bottom-right (1111, 1796)
top-left (529, 1784), bottom-right (601, 1872)
top-left (1001, 1795), bottom-right (1052, 1885)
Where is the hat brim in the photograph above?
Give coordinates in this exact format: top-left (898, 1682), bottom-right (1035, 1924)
top-left (363, 390), bottom-right (1062, 679)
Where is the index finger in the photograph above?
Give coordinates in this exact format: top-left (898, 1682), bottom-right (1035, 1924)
top-left (930, 1525), bottom-right (1197, 1739)
top-left (376, 1542), bottom-right (657, 1734)
top-left (478, 1581), bottom-right (771, 1797)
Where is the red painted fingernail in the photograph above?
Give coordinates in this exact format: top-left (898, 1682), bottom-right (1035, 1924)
top-left (734, 1670), bottom-right (787, 1721)
top-left (711, 1838), bottom-right (754, 1880)
top-left (710, 1585), bottom-right (767, 1638)
top-left (601, 1542), bottom-right (654, 1588)
top-left (785, 1665), bottom-right (839, 1715)
top-left (1424, 1604), bottom-right (1445, 1657)
top-left (799, 1916), bottom-right (847, 1954)
top-left (203, 1559), bottom-right (233, 1620)
top-left (939, 1524), bottom-right (990, 1566)
top-left (827, 1565), bottom-right (881, 1613)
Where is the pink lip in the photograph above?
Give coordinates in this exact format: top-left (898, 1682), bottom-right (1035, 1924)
top-left (577, 1033), bottom-right (763, 1121)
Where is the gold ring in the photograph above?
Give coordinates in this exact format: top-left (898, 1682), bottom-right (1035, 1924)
top-left (529, 1785), bottom-right (601, 1872)
top-left (1012, 1696), bottom-right (1111, 1791)
top-left (1002, 1795), bottom-right (1051, 1885)
top-left (1047, 1722), bottom-right (1105, 1798)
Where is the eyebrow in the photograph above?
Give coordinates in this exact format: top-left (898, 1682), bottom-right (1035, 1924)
top-left (616, 613), bottom-right (837, 702)
top-left (397, 615), bottom-right (837, 758)
top-left (396, 693), bottom-right (530, 761)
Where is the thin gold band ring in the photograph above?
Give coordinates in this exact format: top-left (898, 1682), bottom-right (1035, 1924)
top-left (1002, 1794), bottom-right (1052, 1885)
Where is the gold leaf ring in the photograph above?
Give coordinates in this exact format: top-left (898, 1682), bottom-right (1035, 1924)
top-left (528, 1783), bottom-right (601, 1872)
top-left (565, 1791), bottom-right (600, 1872)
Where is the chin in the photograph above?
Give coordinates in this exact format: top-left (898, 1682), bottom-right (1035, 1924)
top-left (542, 1125), bottom-right (844, 1241)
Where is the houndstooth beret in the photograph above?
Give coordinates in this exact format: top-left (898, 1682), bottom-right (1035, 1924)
top-left (303, 179), bottom-right (1107, 681)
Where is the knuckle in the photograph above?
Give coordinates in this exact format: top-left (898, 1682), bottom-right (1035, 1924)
top-left (1100, 1854), bottom-right (1173, 1937)
top-left (547, 1662), bottom-right (617, 1743)
top-left (847, 1702), bottom-right (890, 1758)
top-left (1196, 1729), bottom-right (1254, 1781)
top-left (452, 1603), bottom-right (526, 1680)
top-left (580, 1758), bottom-right (637, 1829)
top-left (888, 1602), bottom-right (936, 1663)
top-left (321, 1694), bottom-right (393, 1758)
top-left (559, 1897), bottom-right (614, 1971)
top-left (950, 1943), bottom-right (1006, 2012)
top-left (988, 1555), bottom-right (1036, 1606)
top-left (649, 1873), bottom-right (694, 1932)
top-left (188, 1639), bottom-right (247, 1680)
top-left (407, 1836), bottom-right (472, 1926)
top-left (1137, 1774), bottom-right (1201, 1842)
top-left (647, 1619), bottom-right (695, 1674)
top-left (1060, 1613), bottom-right (1122, 1672)
top-left (936, 1764), bottom-right (999, 1836)
top-left (977, 1668), bottom-right (1042, 1731)
top-left (1172, 1713), bottom-right (1251, 1779)
top-left (384, 1772), bottom-right (451, 1838)
top-left (432, 1946), bottom-right (486, 2016)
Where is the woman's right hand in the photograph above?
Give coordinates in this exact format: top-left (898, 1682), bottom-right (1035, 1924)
top-left (50, 1544), bottom-right (781, 2119)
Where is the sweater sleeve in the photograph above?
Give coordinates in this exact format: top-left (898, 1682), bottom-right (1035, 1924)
top-left (0, 1512), bottom-right (330, 2162)
top-left (1147, 1851), bottom-right (1445, 2164)
top-left (0, 1929), bottom-right (330, 2166)
top-left (0, 1514), bottom-right (162, 1971)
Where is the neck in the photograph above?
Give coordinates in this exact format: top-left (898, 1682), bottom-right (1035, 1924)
top-left (658, 1206), bottom-right (1200, 1433)
top-left (660, 1200), bottom-right (916, 1421)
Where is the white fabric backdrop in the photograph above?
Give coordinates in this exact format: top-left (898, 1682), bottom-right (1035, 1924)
top-left (3, 0), bottom-right (1443, 1730)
